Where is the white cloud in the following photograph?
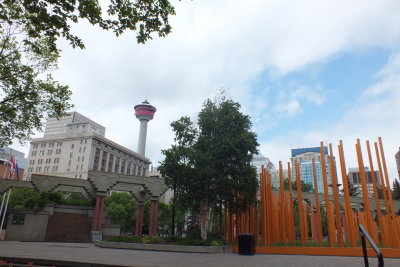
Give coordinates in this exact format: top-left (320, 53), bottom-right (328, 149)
top-left (260, 51), bottom-right (400, 183)
top-left (9, 0), bottom-right (400, 180)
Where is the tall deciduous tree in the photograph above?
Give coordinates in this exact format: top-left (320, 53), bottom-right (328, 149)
top-left (159, 96), bottom-right (259, 239)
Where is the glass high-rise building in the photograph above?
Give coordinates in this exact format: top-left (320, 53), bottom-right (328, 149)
top-left (291, 146), bottom-right (332, 194)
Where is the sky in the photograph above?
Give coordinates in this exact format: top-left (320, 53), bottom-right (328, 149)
top-left (10, 0), bottom-right (400, 185)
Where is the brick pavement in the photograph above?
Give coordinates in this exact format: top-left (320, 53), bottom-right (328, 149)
top-left (1, 241), bottom-right (400, 267)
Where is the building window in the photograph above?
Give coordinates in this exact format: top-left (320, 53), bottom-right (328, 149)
top-left (76, 164), bottom-right (79, 170)
top-left (71, 144), bottom-right (74, 149)
top-left (79, 174), bottom-right (82, 178)
top-left (85, 139), bottom-right (87, 144)
top-left (78, 156), bottom-right (80, 162)
top-left (54, 158), bottom-right (59, 164)
top-left (114, 156), bottom-right (120, 173)
top-left (127, 162), bottom-right (131, 175)
top-left (68, 160), bottom-right (71, 166)
top-left (57, 142), bottom-right (62, 146)
top-left (36, 167), bottom-right (41, 172)
top-left (38, 159), bottom-right (43, 164)
top-left (30, 159), bottom-right (35, 165)
top-left (47, 150), bottom-right (52, 155)
top-left (80, 139), bottom-right (83, 144)
top-left (108, 154), bottom-right (114, 172)
top-left (93, 148), bottom-right (100, 170)
top-left (39, 150), bottom-right (45, 156)
top-left (121, 159), bottom-right (126, 174)
top-left (70, 152), bottom-right (73, 158)
top-left (138, 166), bottom-right (142, 176)
top-left (56, 148), bottom-right (61, 154)
top-left (79, 147), bottom-right (82, 152)
top-left (49, 143), bottom-right (54, 147)
top-left (84, 147), bottom-right (86, 152)
top-left (101, 151), bottom-right (107, 171)
top-left (82, 156), bottom-right (85, 162)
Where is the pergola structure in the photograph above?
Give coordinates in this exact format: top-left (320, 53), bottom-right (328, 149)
top-left (0, 170), bottom-right (168, 236)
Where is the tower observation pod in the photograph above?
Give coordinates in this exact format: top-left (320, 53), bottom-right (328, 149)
top-left (134, 100), bottom-right (157, 156)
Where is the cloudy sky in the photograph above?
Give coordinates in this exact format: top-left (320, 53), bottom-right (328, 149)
top-left (11, 0), bottom-right (400, 184)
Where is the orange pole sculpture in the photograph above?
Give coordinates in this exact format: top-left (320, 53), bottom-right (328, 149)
top-left (279, 161), bottom-right (287, 244)
top-left (374, 142), bottom-right (393, 247)
top-left (312, 159), bottom-right (323, 245)
top-left (295, 161), bottom-right (306, 245)
top-left (355, 140), bottom-right (375, 238)
top-left (378, 137), bottom-right (400, 248)
top-left (260, 167), bottom-right (267, 245)
top-left (338, 140), bottom-right (356, 247)
top-left (320, 142), bottom-right (335, 246)
top-left (329, 143), bottom-right (344, 247)
top-left (287, 162), bottom-right (295, 242)
top-left (366, 140), bottom-right (385, 246)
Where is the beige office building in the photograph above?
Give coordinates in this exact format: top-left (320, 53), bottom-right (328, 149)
top-left (24, 112), bottom-right (150, 180)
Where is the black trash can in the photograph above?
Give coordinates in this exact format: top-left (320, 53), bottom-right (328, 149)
top-left (238, 233), bottom-right (255, 255)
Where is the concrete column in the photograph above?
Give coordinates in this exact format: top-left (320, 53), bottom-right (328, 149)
top-left (105, 152), bottom-right (110, 172)
top-left (137, 120), bottom-right (148, 156)
top-left (135, 203), bottom-right (145, 236)
top-left (149, 200), bottom-right (158, 236)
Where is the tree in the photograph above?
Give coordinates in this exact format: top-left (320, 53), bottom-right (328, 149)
top-left (0, 0), bottom-right (177, 51)
top-left (0, 23), bottom-right (72, 146)
top-left (1, 0), bottom-right (177, 145)
top-left (159, 96), bottom-right (259, 239)
top-left (340, 178), bottom-right (360, 197)
top-left (105, 192), bottom-right (136, 233)
top-left (283, 178), bottom-right (314, 192)
top-left (393, 178), bottom-right (400, 200)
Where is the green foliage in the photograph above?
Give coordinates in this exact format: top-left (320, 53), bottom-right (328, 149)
top-left (58, 192), bottom-right (93, 206)
top-left (105, 192), bottom-right (137, 233)
top-left (159, 96), bottom-right (259, 216)
top-left (283, 178), bottom-right (314, 192)
top-left (0, 23), bottom-right (72, 146)
top-left (0, 0), bottom-right (177, 50)
top-left (5, 188), bottom-right (62, 212)
top-left (103, 235), bottom-right (224, 246)
top-left (340, 178), bottom-right (360, 197)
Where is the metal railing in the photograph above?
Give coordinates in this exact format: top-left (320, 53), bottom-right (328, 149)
top-left (359, 224), bottom-right (384, 267)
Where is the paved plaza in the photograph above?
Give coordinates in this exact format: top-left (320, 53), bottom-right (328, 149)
top-left (0, 241), bottom-right (400, 267)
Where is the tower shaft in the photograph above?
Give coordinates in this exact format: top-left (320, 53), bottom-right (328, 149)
top-left (138, 120), bottom-right (148, 156)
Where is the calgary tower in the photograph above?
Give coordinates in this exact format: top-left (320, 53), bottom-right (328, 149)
top-left (134, 100), bottom-right (157, 156)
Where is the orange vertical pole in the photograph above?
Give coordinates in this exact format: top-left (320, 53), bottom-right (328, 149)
top-left (329, 143), bottom-right (344, 247)
top-left (312, 159), bottom-right (323, 245)
top-left (366, 140), bottom-right (385, 246)
top-left (255, 201), bottom-right (259, 245)
top-left (260, 167), bottom-right (267, 245)
top-left (287, 162), bottom-right (295, 242)
top-left (295, 161), bottom-right (306, 245)
top-left (338, 140), bottom-right (356, 247)
top-left (378, 137), bottom-right (400, 248)
top-left (320, 142), bottom-right (335, 246)
top-left (355, 140), bottom-right (375, 237)
top-left (310, 203), bottom-right (316, 241)
top-left (279, 161), bottom-right (287, 244)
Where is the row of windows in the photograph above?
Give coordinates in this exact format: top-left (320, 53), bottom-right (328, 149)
top-left (28, 166), bottom-right (58, 173)
top-left (32, 142), bottom-right (62, 149)
top-left (30, 158), bottom-right (60, 165)
top-left (31, 148), bottom-right (62, 157)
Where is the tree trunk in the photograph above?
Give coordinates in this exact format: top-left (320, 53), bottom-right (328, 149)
top-left (199, 200), bottom-right (208, 240)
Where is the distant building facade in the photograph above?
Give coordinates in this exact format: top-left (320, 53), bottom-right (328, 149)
top-left (24, 112), bottom-right (150, 180)
top-left (290, 147), bottom-right (331, 194)
top-left (269, 168), bottom-right (289, 190)
top-left (347, 167), bottom-right (380, 198)
top-left (251, 153), bottom-right (274, 176)
top-left (0, 147), bottom-right (26, 180)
